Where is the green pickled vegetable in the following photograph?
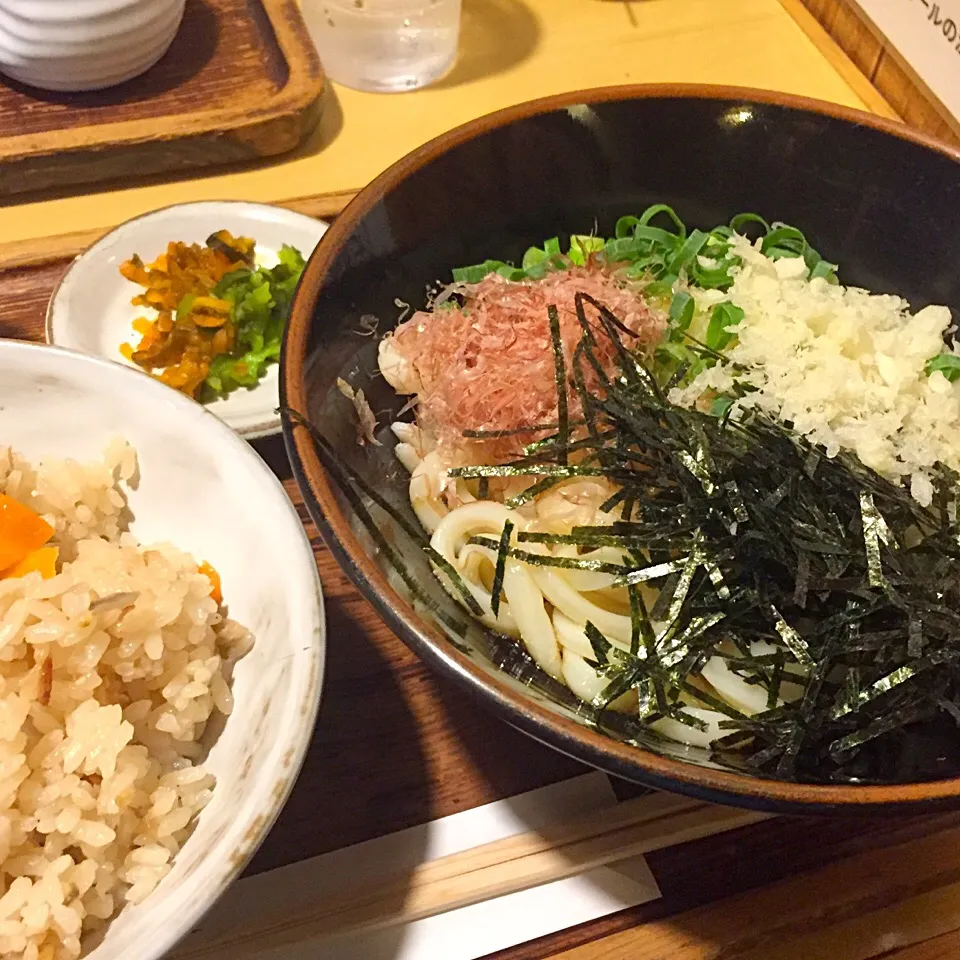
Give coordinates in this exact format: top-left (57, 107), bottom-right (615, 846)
top-left (202, 244), bottom-right (306, 399)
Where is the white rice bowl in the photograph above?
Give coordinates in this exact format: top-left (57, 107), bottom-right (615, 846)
top-left (0, 342), bottom-right (324, 960)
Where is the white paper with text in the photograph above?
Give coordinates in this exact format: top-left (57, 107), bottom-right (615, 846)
top-left (852, 0), bottom-right (960, 120)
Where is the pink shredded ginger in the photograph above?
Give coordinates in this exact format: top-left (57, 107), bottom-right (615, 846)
top-left (384, 265), bottom-right (664, 457)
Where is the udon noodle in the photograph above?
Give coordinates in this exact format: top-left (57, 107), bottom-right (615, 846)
top-left (383, 411), bottom-right (805, 748)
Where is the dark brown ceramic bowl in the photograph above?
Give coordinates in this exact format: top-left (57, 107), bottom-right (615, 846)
top-left (282, 85), bottom-right (960, 814)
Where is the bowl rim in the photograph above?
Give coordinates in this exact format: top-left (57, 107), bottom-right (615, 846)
top-left (1, 338), bottom-right (326, 954)
top-left (283, 82), bottom-right (960, 813)
top-left (45, 198), bottom-right (330, 440)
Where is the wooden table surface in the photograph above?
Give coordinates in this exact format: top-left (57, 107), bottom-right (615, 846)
top-left (0, 0), bottom-right (894, 246)
top-left (5, 2), bottom-right (960, 958)
top-left (6, 242), bottom-right (960, 960)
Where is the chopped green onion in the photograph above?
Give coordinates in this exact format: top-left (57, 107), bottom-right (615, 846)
top-left (925, 353), bottom-right (960, 382)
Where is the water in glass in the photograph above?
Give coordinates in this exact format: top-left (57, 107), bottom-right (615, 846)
top-left (303, 0), bottom-right (462, 93)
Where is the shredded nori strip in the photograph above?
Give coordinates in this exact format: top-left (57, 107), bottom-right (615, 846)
top-left (585, 621), bottom-right (613, 666)
top-left (547, 304), bottom-right (570, 464)
top-left (490, 520), bottom-right (513, 618)
top-left (438, 296), bottom-right (960, 781)
top-left (462, 421), bottom-right (585, 439)
top-left (467, 537), bottom-right (628, 575)
top-left (284, 409), bottom-right (484, 619)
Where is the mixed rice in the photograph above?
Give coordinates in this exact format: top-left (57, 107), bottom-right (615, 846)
top-left (0, 440), bottom-right (249, 960)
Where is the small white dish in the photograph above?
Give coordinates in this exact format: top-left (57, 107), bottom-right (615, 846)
top-left (0, 339), bottom-right (325, 960)
top-left (47, 201), bottom-right (329, 440)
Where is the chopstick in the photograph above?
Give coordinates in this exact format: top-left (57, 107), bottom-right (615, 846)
top-left (171, 791), bottom-right (769, 959)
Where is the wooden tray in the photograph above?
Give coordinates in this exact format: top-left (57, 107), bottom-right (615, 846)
top-left (0, 0), bottom-right (325, 198)
top-left (797, 0), bottom-right (960, 145)
top-left (5, 202), bottom-right (960, 960)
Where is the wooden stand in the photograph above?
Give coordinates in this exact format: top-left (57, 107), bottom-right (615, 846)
top-left (0, 0), bottom-right (325, 197)
top-left (798, 0), bottom-right (960, 145)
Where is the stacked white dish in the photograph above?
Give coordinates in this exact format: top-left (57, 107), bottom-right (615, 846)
top-left (0, 0), bottom-right (185, 92)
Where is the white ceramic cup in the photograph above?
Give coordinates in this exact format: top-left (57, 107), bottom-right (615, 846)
top-left (0, 0), bottom-right (185, 91)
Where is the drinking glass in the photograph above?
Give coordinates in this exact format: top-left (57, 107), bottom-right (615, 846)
top-left (303, 0), bottom-right (462, 93)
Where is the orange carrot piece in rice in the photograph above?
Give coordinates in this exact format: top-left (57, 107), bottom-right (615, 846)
top-left (0, 494), bottom-right (54, 571)
top-left (1, 545), bottom-right (59, 580)
top-left (198, 561), bottom-right (222, 605)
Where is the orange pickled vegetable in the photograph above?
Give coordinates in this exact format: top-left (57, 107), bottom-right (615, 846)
top-left (193, 313), bottom-right (229, 330)
top-left (0, 494), bottom-right (54, 571)
top-left (2, 545), bottom-right (59, 580)
top-left (119, 230), bottom-right (255, 399)
top-left (198, 561), bottom-right (222, 605)
top-left (193, 296), bottom-right (232, 314)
